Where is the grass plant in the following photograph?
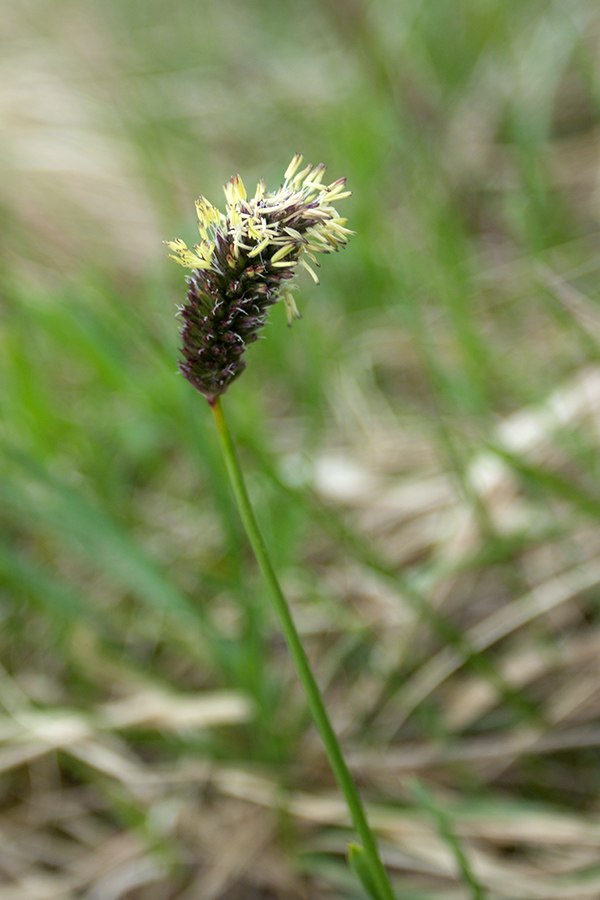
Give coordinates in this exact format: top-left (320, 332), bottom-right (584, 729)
top-left (2, 1), bottom-right (600, 898)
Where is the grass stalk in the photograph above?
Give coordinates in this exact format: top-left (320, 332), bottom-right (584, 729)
top-left (211, 395), bottom-right (396, 900)
top-left (410, 779), bottom-right (487, 900)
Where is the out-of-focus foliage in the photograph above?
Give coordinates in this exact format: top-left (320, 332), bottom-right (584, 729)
top-left (2, 1), bottom-right (600, 897)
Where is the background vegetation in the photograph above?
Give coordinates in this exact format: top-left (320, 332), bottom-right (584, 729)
top-left (2, 1), bottom-right (600, 897)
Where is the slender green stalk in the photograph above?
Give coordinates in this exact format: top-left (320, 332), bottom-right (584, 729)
top-left (211, 395), bottom-right (396, 900)
top-left (410, 779), bottom-right (487, 900)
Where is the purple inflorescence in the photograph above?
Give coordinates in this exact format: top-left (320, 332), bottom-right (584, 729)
top-left (166, 155), bottom-right (352, 404)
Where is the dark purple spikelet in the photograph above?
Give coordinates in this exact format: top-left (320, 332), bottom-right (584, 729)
top-left (165, 155), bottom-right (352, 404)
top-left (178, 253), bottom-right (294, 403)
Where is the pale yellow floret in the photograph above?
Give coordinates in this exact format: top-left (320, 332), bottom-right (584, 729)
top-left (304, 227), bottom-right (329, 249)
top-left (300, 257), bottom-right (320, 283)
top-left (224, 173), bottom-right (247, 208)
top-left (270, 243), bottom-right (295, 263)
top-left (232, 228), bottom-right (249, 258)
top-left (322, 232), bottom-right (342, 248)
top-left (324, 181), bottom-right (349, 198)
top-left (228, 204), bottom-right (242, 228)
top-left (164, 238), bottom-right (212, 269)
top-left (283, 226), bottom-right (305, 241)
top-left (195, 197), bottom-right (221, 240)
top-left (247, 236), bottom-right (271, 258)
top-left (290, 164), bottom-right (312, 188)
top-left (305, 165), bottom-right (326, 187)
top-left (284, 154), bottom-right (304, 181)
top-left (326, 189), bottom-right (352, 201)
top-left (328, 219), bottom-right (355, 237)
top-left (254, 178), bottom-right (265, 201)
top-left (282, 290), bottom-right (302, 325)
top-left (198, 239), bottom-right (215, 259)
top-left (246, 221), bottom-right (263, 242)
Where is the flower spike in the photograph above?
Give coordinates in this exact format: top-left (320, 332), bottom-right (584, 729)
top-left (164, 156), bottom-right (353, 403)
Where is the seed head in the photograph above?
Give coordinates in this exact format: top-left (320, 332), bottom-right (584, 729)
top-left (165, 154), bottom-right (353, 404)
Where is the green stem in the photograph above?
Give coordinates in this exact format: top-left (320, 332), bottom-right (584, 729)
top-left (410, 779), bottom-right (486, 900)
top-left (211, 396), bottom-right (396, 900)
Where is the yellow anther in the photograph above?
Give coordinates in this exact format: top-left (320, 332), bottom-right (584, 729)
top-left (270, 243), bottom-right (295, 263)
top-left (247, 236), bottom-right (271, 258)
top-left (284, 154), bottom-right (304, 181)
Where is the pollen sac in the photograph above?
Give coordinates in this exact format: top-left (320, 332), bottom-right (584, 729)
top-left (165, 155), bottom-right (353, 403)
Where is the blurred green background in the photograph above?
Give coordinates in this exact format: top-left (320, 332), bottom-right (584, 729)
top-left (2, 1), bottom-right (600, 897)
